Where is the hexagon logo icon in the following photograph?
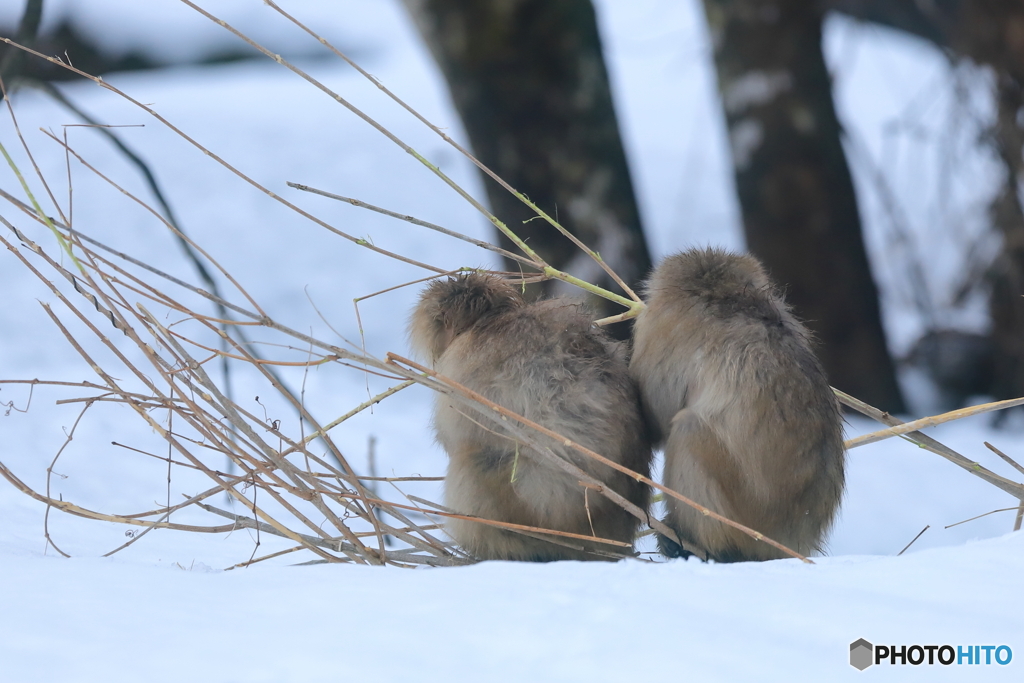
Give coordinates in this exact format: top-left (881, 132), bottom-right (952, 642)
top-left (850, 639), bottom-right (874, 670)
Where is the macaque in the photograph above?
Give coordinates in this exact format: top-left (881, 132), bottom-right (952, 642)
top-left (409, 273), bottom-right (651, 561)
top-left (630, 247), bottom-right (845, 562)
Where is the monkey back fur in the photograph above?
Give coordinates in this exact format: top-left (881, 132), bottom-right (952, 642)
top-left (630, 247), bottom-right (846, 562)
top-left (410, 273), bottom-right (652, 561)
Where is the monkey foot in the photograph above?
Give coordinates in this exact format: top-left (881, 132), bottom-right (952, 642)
top-left (657, 531), bottom-right (696, 560)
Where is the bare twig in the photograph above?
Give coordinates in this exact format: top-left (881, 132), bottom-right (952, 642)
top-left (896, 525), bottom-right (929, 556)
top-left (264, 0), bottom-right (641, 304)
top-left (837, 389), bottom-right (1024, 501)
top-left (984, 442), bottom-right (1024, 478)
top-left (287, 182), bottom-right (538, 268)
top-left (944, 510), bottom-right (1020, 529)
top-left (984, 443), bottom-right (1024, 532)
top-left (845, 396), bottom-right (1024, 449)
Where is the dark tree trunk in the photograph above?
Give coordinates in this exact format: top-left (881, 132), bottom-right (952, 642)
top-left (702, 0), bottom-right (906, 412)
top-left (830, 0), bottom-right (1024, 403)
top-left (987, 163), bottom-right (1024, 403)
top-left (400, 0), bottom-right (651, 332)
top-left (825, 0), bottom-right (953, 45)
top-left (0, 0), bottom-right (42, 88)
top-left (935, 3), bottom-right (1024, 404)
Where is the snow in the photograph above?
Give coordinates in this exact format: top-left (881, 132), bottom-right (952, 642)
top-left (1, 1), bottom-right (1021, 681)
top-left (721, 70), bottom-right (794, 114)
top-left (3, 536), bottom-right (1021, 681)
top-left (727, 117), bottom-right (763, 170)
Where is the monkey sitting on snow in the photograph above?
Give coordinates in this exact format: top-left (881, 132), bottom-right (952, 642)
top-left (409, 273), bottom-right (651, 562)
top-left (630, 247), bottom-right (845, 562)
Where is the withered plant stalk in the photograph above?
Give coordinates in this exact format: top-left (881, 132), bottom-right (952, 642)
top-left (1, 3), bottom-right (1021, 570)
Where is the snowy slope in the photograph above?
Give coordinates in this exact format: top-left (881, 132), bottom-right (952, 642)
top-left (1, 1), bottom-right (1021, 681)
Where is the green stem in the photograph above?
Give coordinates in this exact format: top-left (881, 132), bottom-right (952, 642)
top-left (0, 137), bottom-right (81, 270)
top-left (542, 267), bottom-right (640, 310)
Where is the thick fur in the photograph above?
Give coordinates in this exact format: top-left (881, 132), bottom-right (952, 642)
top-left (409, 273), bottom-right (652, 561)
top-left (630, 248), bottom-right (845, 562)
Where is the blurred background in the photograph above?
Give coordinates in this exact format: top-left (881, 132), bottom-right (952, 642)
top-left (1, 1), bottom-right (1022, 561)
top-left (4, 0), bottom-right (1022, 419)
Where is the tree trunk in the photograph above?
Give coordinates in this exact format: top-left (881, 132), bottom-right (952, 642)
top-left (938, 3), bottom-right (1024, 404)
top-left (0, 0), bottom-right (42, 88)
top-left (400, 0), bottom-right (651, 333)
top-left (702, 0), bottom-right (906, 412)
top-left (831, 0), bottom-right (1024, 403)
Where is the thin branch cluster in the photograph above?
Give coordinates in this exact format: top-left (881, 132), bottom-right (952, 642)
top-left (1, 2), bottom-right (1021, 569)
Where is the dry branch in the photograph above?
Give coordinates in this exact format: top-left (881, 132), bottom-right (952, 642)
top-left (2, 6), bottom-right (1022, 573)
top-left (837, 390), bottom-right (1024, 501)
top-left (845, 396), bottom-right (1024, 449)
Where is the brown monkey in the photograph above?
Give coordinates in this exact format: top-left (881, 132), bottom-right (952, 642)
top-left (409, 273), bottom-right (651, 561)
top-left (630, 247), bottom-right (845, 562)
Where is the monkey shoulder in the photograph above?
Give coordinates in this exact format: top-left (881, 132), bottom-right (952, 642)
top-left (474, 300), bottom-right (620, 365)
top-left (437, 299), bottom-right (633, 409)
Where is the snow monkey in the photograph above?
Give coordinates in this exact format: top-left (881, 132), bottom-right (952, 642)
top-left (629, 247), bottom-right (845, 562)
top-left (409, 273), bottom-right (652, 561)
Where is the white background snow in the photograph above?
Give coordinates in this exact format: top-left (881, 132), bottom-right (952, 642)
top-left (0, 1), bottom-right (1021, 680)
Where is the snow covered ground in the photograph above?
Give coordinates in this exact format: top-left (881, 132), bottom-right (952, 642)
top-left (1, 1), bottom-right (1021, 680)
